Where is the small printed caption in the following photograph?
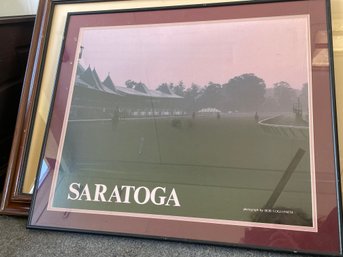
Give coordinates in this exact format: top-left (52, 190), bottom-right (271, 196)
top-left (243, 208), bottom-right (294, 215)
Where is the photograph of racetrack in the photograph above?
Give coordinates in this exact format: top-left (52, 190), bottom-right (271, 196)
top-left (51, 15), bottom-right (314, 228)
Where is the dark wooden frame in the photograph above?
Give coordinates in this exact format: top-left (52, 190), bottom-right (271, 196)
top-left (0, 15), bottom-right (36, 215)
top-left (0, 1), bottom-right (46, 216)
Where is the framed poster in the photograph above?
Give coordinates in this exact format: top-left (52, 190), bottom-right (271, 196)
top-left (27, 0), bottom-right (342, 255)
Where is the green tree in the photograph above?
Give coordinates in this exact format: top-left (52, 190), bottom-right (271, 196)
top-left (173, 81), bottom-right (185, 97)
top-left (125, 80), bottom-right (135, 88)
top-left (156, 82), bottom-right (174, 94)
top-left (184, 83), bottom-right (201, 112)
top-left (125, 80), bottom-right (148, 93)
top-left (185, 83), bottom-right (200, 98)
top-left (223, 73), bottom-right (266, 111)
top-left (197, 82), bottom-right (222, 110)
top-left (273, 81), bottom-right (297, 111)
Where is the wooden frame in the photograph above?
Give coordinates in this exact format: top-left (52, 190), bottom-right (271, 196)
top-left (0, 15), bottom-right (35, 215)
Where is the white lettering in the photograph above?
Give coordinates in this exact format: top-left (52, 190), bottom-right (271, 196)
top-left (67, 183), bottom-right (181, 207)
top-left (67, 183), bottom-right (80, 200)
top-left (121, 185), bottom-right (135, 203)
top-left (151, 187), bottom-right (166, 205)
top-left (134, 186), bottom-right (150, 205)
top-left (107, 186), bottom-right (122, 203)
top-left (166, 188), bottom-right (180, 207)
top-left (94, 184), bottom-right (107, 202)
top-left (78, 184), bottom-right (91, 201)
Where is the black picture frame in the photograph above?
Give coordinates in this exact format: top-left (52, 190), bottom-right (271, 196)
top-left (25, 0), bottom-right (342, 255)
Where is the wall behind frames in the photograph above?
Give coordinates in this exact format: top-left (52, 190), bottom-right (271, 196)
top-left (0, 0), bottom-right (39, 17)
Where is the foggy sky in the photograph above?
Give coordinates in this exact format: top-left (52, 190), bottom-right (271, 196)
top-left (79, 15), bottom-right (310, 89)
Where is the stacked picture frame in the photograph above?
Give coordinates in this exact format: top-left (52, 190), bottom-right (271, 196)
top-left (0, 15), bottom-right (35, 215)
top-left (2, 0), bottom-right (343, 255)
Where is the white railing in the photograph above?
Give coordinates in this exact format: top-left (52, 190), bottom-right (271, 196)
top-left (258, 115), bottom-right (309, 139)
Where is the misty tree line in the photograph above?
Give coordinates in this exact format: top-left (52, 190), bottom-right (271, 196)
top-left (125, 73), bottom-right (308, 113)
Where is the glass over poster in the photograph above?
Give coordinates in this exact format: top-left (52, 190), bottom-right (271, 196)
top-left (28, 0), bottom-right (342, 255)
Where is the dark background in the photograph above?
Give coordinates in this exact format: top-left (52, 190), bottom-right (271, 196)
top-left (0, 16), bottom-right (34, 191)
